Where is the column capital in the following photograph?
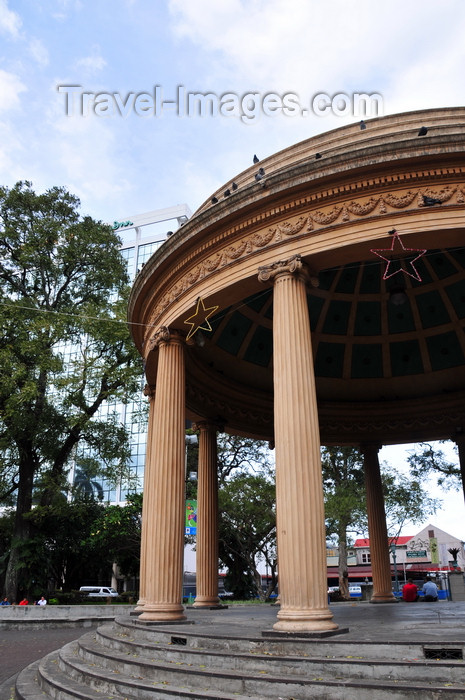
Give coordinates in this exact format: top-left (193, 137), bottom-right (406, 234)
top-left (143, 384), bottom-right (156, 401)
top-left (192, 419), bottom-right (224, 433)
top-left (258, 254), bottom-right (319, 287)
top-left (149, 326), bottom-right (185, 350)
top-left (360, 442), bottom-right (383, 456)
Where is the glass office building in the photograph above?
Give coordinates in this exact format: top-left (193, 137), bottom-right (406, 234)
top-left (71, 204), bottom-right (192, 503)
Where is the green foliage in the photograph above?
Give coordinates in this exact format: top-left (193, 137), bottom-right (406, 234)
top-left (321, 445), bottom-right (440, 597)
top-left (87, 493), bottom-right (142, 578)
top-left (0, 181), bottom-right (142, 600)
top-left (218, 443), bottom-right (276, 600)
top-left (407, 441), bottom-right (460, 489)
top-left (23, 497), bottom-right (109, 594)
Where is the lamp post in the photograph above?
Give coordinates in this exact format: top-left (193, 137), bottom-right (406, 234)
top-left (390, 543), bottom-right (399, 593)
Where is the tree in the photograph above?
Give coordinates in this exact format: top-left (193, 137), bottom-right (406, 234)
top-left (218, 469), bottom-right (276, 600)
top-left (215, 433), bottom-right (276, 600)
top-left (407, 442), bottom-right (460, 490)
top-left (217, 434), bottom-right (272, 481)
top-left (322, 446), bottom-right (440, 599)
top-left (23, 497), bottom-right (109, 595)
top-left (322, 447), bottom-right (366, 598)
top-left (88, 493), bottom-right (142, 580)
top-left (0, 181), bottom-right (141, 601)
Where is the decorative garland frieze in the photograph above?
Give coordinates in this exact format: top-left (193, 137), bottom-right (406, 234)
top-left (319, 411), bottom-right (465, 436)
top-left (186, 383), bottom-right (273, 428)
top-left (145, 183), bottom-right (465, 336)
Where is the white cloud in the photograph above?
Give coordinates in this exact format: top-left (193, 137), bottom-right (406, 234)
top-left (75, 48), bottom-right (107, 76)
top-left (167, 0), bottom-right (465, 106)
top-left (28, 38), bottom-right (49, 68)
top-left (0, 0), bottom-right (21, 38)
top-left (0, 69), bottom-right (26, 112)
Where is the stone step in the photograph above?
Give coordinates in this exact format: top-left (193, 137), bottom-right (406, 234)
top-left (114, 615), bottom-right (465, 661)
top-left (14, 619), bottom-right (465, 700)
top-left (57, 636), bottom-right (465, 699)
top-left (93, 624), bottom-right (465, 684)
top-left (55, 642), bottom-right (264, 699)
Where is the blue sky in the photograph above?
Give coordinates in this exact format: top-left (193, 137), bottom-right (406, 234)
top-left (1, 0), bottom-right (465, 539)
top-left (2, 0), bottom-right (465, 222)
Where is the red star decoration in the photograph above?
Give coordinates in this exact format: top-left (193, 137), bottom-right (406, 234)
top-left (370, 231), bottom-right (427, 281)
top-left (184, 297), bottom-right (219, 341)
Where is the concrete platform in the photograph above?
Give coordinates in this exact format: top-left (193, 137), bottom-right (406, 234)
top-left (5, 601), bottom-right (465, 699)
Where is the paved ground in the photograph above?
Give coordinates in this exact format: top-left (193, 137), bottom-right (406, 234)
top-left (1, 601), bottom-right (464, 699)
top-left (0, 623), bottom-right (99, 698)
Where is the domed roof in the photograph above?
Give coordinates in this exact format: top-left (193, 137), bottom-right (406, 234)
top-left (129, 107), bottom-right (465, 444)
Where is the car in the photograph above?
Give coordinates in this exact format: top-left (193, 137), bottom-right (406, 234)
top-left (348, 585), bottom-right (362, 597)
top-left (79, 586), bottom-right (119, 598)
top-left (327, 586), bottom-right (339, 594)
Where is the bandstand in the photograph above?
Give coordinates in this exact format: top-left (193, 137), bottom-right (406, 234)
top-left (128, 107), bottom-right (465, 633)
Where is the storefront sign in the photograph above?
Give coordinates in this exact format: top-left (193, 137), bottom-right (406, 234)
top-left (406, 550), bottom-right (427, 557)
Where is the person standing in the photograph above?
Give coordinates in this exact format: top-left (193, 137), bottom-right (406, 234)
top-left (36, 596), bottom-right (47, 606)
top-left (402, 579), bottom-right (418, 602)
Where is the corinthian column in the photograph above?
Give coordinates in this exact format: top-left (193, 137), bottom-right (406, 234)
top-left (139, 328), bottom-right (187, 622)
top-left (192, 421), bottom-right (222, 608)
top-left (362, 443), bottom-right (396, 603)
top-left (134, 383), bottom-right (156, 612)
top-left (259, 255), bottom-right (337, 633)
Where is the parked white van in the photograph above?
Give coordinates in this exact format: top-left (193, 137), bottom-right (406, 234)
top-left (79, 586), bottom-right (118, 598)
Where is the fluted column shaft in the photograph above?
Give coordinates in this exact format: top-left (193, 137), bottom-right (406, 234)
top-left (362, 444), bottom-right (396, 603)
top-left (193, 421), bottom-right (221, 607)
top-left (259, 255), bottom-right (336, 632)
top-left (139, 329), bottom-right (186, 622)
top-left (135, 384), bottom-right (156, 611)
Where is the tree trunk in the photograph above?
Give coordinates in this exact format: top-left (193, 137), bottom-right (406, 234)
top-left (4, 454), bottom-right (35, 602)
top-left (337, 523), bottom-right (350, 599)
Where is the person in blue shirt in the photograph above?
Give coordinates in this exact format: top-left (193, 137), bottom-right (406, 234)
top-left (422, 577), bottom-right (438, 602)
top-left (0, 597), bottom-right (11, 605)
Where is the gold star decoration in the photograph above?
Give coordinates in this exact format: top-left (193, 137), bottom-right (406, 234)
top-left (370, 230), bottom-right (427, 281)
top-left (184, 297), bottom-right (219, 341)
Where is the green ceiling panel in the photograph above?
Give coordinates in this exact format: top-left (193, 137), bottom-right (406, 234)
top-left (315, 342), bottom-right (345, 378)
top-left (415, 290), bottom-right (449, 329)
top-left (335, 268), bottom-right (358, 293)
top-left (390, 339), bottom-right (423, 376)
top-left (245, 290), bottom-right (271, 313)
top-left (322, 300), bottom-right (352, 335)
top-left (410, 256), bottom-right (432, 286)
top-left (243, 326), bottom-right (273, 367)
top-left (216, 311), bottom-right (252, 355)
top-left (308, 294), bottom-right (325, 330)
top-left (351, 344), bottom-right (383, 378)
top-left (359, 265), bottom-right (381, 294)
top-left (445, 280), bottom-right (465, 319)
top-left (428, 251), bottom-right (459, 279)
top-left (318, 268), bottom-right (338, 291)
top-left (449, 248), bottom-right (465, 270)
top-left (354, 301), bottom-right (381, 336)
top-left (387, 299), bottom-right (416, 334)
top-left (426, 331), bottom-right (465, 371)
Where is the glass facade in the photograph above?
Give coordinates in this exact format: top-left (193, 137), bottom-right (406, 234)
top-left (71, 205), bottom-right (191, 503)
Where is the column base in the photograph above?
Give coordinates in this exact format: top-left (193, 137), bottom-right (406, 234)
top-left (138, 603), bottom-right (187, 622)
top-left (193, 596), bottom-right (221, 608)
top-left (264, 627), bottom-right (349, 638)
top-left (188, 604), bottom-right (228, 610)
top-left (273, 606), bottom-right (338, 633)
top-left (370, 594), bottom-right (398, 604)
